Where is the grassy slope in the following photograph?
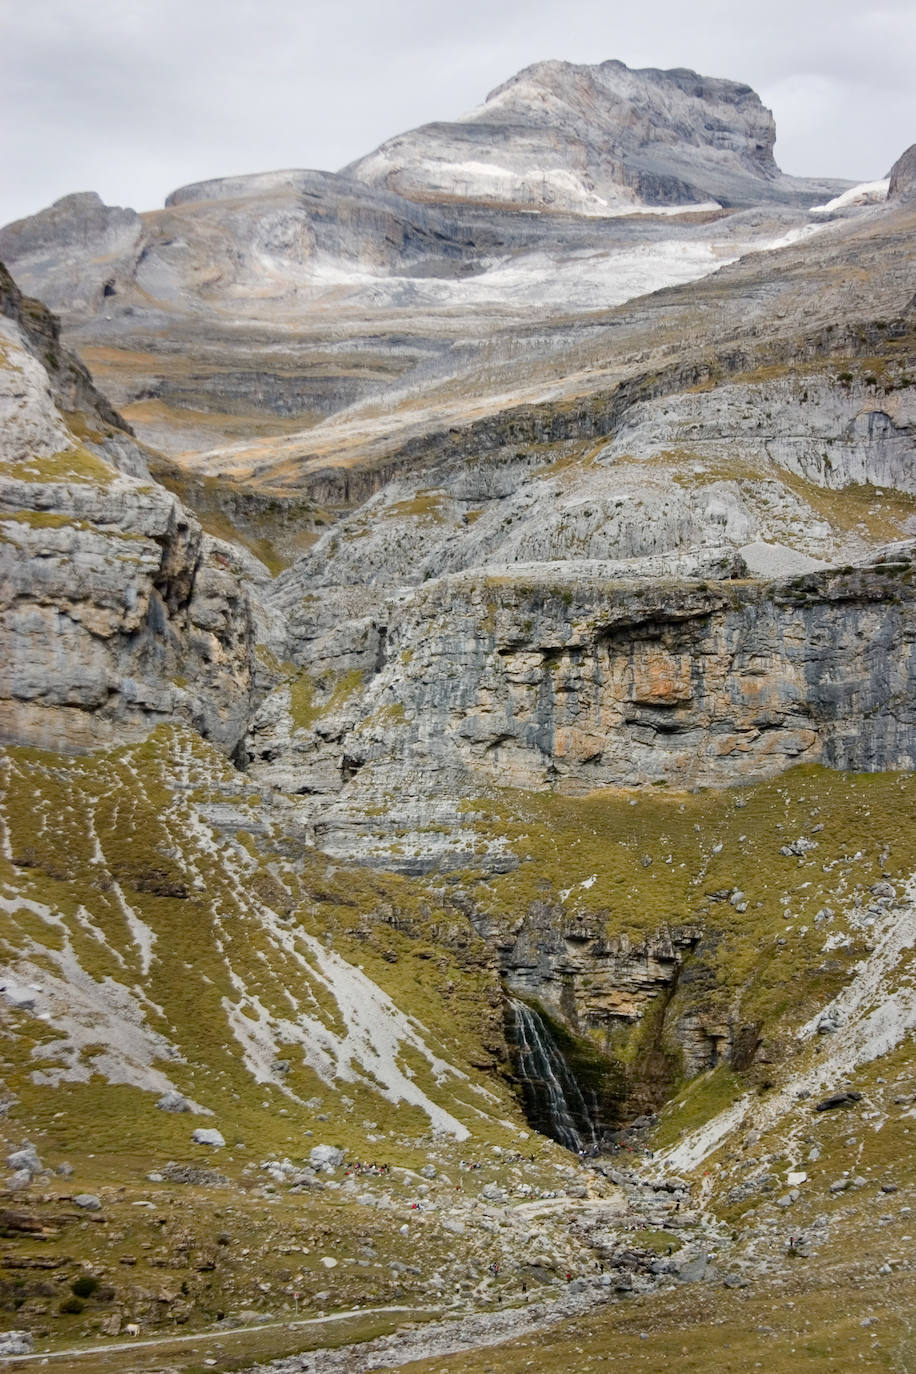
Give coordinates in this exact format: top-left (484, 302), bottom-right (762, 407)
top-left (0, 727), bottom-right (579, 1344)
top-left (460, 765), bottom-right (914, 1052)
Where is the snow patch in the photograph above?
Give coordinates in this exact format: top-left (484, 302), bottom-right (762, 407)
top-left (810, 179), bottom-right (889, 215)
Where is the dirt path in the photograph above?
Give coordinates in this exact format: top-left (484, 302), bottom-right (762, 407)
top-left (2, 1303), bottom-right (440, 1367)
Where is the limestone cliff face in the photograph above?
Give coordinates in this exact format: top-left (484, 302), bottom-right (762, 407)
top-left (0, 260), bottom-right (128, 436)
top-left (246, 549), bottom-right (916, 823)
top-left (0, 266), bottom-right (260, 754)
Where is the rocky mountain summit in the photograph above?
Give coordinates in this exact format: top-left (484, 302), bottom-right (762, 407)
top-left (346, 58), bottom-right (844, 213)
top-left (1, 57), bottom-right (915, 1368)
top-left (0, 60), bottom-right (851, 460)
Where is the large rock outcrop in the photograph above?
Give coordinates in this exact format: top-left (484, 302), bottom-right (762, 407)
top-left (245, 548), bottom-right (916, 860)
top-left (888, 142), bottom-right (916, 201)
top-left (0, 264), bottom-right (260, 753)
top-left (0, 192), bottom-right (142, 316)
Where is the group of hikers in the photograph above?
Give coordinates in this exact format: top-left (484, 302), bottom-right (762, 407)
top-left (342, 1160), bottom-right (392, 1177)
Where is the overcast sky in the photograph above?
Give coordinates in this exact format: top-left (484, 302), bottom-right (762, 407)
top-left (1, 0), bottom-right (913, 227)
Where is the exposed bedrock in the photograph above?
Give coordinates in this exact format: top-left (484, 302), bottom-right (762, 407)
top-left (246, 547), bottom-right (916, 804)
top-left (0, 193), bottom-right (142, 316)
top-left (0, 268), bottom-right (262, 755)
top-left (493, 913), bottom-right (742, 1113)
top-left (888, 143), bottom-right (916, 201)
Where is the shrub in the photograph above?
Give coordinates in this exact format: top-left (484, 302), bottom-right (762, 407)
top-left (70, 1275), bottom-right (100, 1299)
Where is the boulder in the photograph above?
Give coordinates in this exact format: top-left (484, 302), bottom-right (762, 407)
top-left (157, 1092), bottom-right (192, 1113)
top-left (309, 1144), bottom-right (344, 1170)
top-left (0, 1331), bottom-right (34, 1356)
top-left (0, 982), bottom-right (37, 1011)
top-left (191, 1128), bottom-right (225, 1148)
top-left (6, 1143), bottom-right (42, 1175)
top-left (815, 1090), bottom-right (862, 1112)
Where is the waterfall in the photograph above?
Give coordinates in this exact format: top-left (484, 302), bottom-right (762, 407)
top-left (508, 999), bottom-right (598, 1153)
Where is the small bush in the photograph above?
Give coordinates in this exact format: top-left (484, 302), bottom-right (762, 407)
top-left (59, 1295), bottom-right (85, 1314)
top-left (70, 1275), bottom-right (100, 1299)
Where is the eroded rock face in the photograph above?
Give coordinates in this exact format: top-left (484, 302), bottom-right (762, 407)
top-left (888, 143), bottom-right (916, 201)
top-left (246, 548), bottom-right (916, 822)
top-left (496, 911), bottom-right (729, 1078)
top-left (0, 268), bottom-right (259, 754)
top-left (0, 192), bottom-right (142, 316)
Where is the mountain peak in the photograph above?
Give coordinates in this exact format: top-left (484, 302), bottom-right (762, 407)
top-left (344, 56), bottom-right (825, 214)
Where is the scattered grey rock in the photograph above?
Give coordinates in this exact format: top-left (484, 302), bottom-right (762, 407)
top-left (0, 983), bottom-right (37, 1012)
top-left (192, 1128), bottom-right (226, 1147)
top-left (8, 1170), bottom-right (32, 1192)
top-left (157, 1091), bottom-right (192, 1113)
top-left (420, 1164), bottom-right (437, 1179)
top-left (73, 1193), bottom-right (102, 1210)
top-left (829, 1179), bottom-right (853, 1194)
top-left (56, 1162), bottom-right (74, 1178)
top-left (309, 1144), bottom-right (345, 1171)
top-left (815, 1090), bottom-right (862, 1111)
top-left (7, 1143), bottom-right (42, 1175)
top-left (780, 837), bottom-right (818, 857)
top-left (881, 1183), bottom-right (899, 1193)
top-left (676, 1254), bottom-right (709, 1283)
top-left (816, 1008), bottom-right (845, 1034)
top-left (161, 1162), bottom-right (230, 1186)
top-left (0, 1331), bottom-right (34, 1356)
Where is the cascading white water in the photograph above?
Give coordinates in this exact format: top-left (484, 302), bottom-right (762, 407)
top-left (509, 998), bottom-right (598, 1152)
